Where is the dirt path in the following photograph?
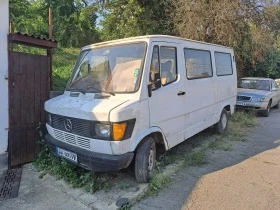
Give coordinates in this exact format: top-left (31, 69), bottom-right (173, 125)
top-left (133, 109), bottom-right (280, 210)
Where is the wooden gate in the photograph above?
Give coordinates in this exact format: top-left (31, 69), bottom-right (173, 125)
top-left (8, 33), bottom-right (57, 167)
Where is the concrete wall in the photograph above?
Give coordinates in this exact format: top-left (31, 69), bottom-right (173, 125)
top-left (0, 0), bottom-right (9, 154)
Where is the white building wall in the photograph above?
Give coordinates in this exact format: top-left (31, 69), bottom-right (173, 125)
top-left (0, 0), bottom-right (9, 154)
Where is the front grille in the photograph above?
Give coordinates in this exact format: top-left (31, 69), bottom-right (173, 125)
top-left (53, 129), bottom-right (91, 150)
top-left (237, 95), bottom-right (251, 101)
top-left (51, 114), bottom-right (91, 138)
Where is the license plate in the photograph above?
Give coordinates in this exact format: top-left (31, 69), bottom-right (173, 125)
top-left (56, 147), bottom-right (77, 163)
top-left (237, 101), bottom-right (248, 106)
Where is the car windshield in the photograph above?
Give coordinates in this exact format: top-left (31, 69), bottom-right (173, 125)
top-left (238, 79), bottom-right (270, 91)
top-left (67, 42), bottom-right (146, 94)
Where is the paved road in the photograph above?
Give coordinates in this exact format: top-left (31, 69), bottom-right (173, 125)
top-left (133, 109), bottom-right (280, 210)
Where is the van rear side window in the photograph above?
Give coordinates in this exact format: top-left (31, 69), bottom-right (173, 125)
top-left (215, 52), bottom-right (233, 76)
top-left (184, 49), bottom-right (213, 79)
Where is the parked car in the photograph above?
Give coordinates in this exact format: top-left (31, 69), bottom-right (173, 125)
top-left (237, 77), bottom-right (280, 116)
top-left (275, 78), bottom-right (280, 87)
top-left (44, 35), bottom-right (237, 183)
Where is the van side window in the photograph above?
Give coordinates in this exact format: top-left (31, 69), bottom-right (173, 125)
top-left (184, 49), bottom-right (212, 79)
top-left (149, 45), bottom-right (161, 90)
top-left (215, 52), bottom-right (233, 76)
top-left (160, 47), bottom-right (177, 85)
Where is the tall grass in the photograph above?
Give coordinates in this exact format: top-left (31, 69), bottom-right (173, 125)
top-left (52, 48), bottom-right (80, 91)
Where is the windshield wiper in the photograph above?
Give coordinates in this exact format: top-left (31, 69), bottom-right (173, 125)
top-left (68, 88), bottom-right (86, 95)
top-left (87, 86), bottom-right (115, 96)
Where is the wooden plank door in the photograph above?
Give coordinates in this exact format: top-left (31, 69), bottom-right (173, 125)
top-left (8, 51), bottom-right (50, 167)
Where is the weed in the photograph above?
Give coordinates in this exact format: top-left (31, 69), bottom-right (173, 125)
top-left (187, 147), bottom-right (208, 166)
top-left (118, 182), bottom-right (132, 190)
top-left (120, 202), bottom-right (132, 210)
top-left (34, 146), bottom-right (110, 193)
top-left (146, 173), bottom-right (170, 196)
top-left (207, 111), bottom-right (258, 151)
top-left (208, 139), bottom-right (221, 149)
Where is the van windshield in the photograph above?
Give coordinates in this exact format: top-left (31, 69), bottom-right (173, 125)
top-left (67, 42), bottom-right (146, 94)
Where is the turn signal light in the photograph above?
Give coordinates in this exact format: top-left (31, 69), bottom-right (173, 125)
top-left (113, 123), bottom-right (127, 141)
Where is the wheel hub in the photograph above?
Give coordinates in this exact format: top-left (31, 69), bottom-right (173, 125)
top-left (221, 113), bottom-right (227, 129)
top-left (148, 147), bottom-right (154, 171)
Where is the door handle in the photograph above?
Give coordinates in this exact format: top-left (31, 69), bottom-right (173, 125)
top-left (177, 91), bottom-right (185, 96)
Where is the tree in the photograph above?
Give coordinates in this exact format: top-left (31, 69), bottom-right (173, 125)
top-left (10, 0), bottom-right (100, 47)
top-left (171, 0), bottom-right (280, 77)
top-left (99, 0), bottom-right (173, 41)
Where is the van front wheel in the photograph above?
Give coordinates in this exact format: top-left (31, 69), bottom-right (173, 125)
top-left (215, 108), bottom-right (228, 134)
top-left (135, 137), bottom-right (156, 183)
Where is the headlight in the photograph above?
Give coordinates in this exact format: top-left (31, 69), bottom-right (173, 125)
top-left (95, 124), bottom-right (110, 138)
top-left (251, 97), bottom-right (266, 102)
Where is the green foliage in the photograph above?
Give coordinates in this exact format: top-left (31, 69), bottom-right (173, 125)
top-left (120, 202), bottom-right (132, 210)
top-left (208, 111), bottom-right (258, 151)
top-left (52, 48), bottom-right (80, 90)
top-left (35, 146), bottom-right (110, 193)
top-left (146, 173), bottom-right (170, 196)
top-left (230, 111), bottom-right (258, 128)
top-left (10, 0), bottom-right (100, 47)
top-left (99, 0), bottom-right (173, 41)
top-left (9, 0), bottom-right (280, 78)
top-left (12, 44), bottom-right (46, 55)
top-left (187, 147), bottom-right (208, 166)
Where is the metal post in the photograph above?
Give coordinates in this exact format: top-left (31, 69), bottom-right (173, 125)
top-left (9, 22), bottom-right (13, 33)
top-left (49, 7), bottom-right (53, 39)
top-left (48, 7), bottom-right (53, 90)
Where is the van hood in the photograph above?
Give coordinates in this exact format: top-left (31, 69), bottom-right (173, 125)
top-left (44, 93), bottom-right (129, 121)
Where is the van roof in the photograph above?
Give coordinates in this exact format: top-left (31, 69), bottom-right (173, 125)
top-left (82, 35), bottom-right (232, 50)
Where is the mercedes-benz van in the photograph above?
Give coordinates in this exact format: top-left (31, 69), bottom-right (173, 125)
top-left (44, 35), bottom-right (237, 183)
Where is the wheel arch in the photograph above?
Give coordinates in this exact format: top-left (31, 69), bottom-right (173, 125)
top-left (130, 127), bottom-right (168, 152)
top-left (220, 102), bottom-right (234, 116)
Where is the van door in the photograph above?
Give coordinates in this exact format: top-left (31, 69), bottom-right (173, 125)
top-left (183, 48), bottom-right (216, 139)
top-left (148, 42), bottom-right (186, 148)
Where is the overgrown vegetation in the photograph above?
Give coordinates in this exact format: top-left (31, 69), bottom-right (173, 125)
top-left (52, 48), bottom-right (80, 90)
top-left (34, 147), bottom-right (110, 193)
top-left (34, 111), bottom-right (258, 196)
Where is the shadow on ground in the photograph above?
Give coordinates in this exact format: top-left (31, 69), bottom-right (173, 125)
top-left (133, 108), bottom-right (280, 210)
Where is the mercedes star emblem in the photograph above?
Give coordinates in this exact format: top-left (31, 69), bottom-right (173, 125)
top-left (64, 119), bottom-right (72, 131)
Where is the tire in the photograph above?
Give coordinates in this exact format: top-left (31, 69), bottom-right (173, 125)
top-left (275, 100), bottom-right (280, 109)
top-left (215, 108), bottom-right (228, 134)
top-left (262, 101), bottom-right (271, 117)
top-left (134, 137), bottom-right (156, 183)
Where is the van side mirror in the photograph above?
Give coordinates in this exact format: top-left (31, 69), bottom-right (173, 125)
top-left (148, 79), bottom-right (161, 97)
top-left (148, 72), bottom-right (161, 97)
top-left (148, 84), bottom-right (152, 97)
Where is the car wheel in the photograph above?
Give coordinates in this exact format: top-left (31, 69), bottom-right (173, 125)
top-left (262, 101), bottom-right (271, 117)
top-left (275, 100), bottom-right (280, 109)
top-left (135, 137), bottom-right (156, 183)
top-left (215, 108), bottom-right (228, 134)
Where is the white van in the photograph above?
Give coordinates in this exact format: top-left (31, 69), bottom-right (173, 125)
top-left (44, 35), bottom-right (237, 182)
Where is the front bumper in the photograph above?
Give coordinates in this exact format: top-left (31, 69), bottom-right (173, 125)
top-left (236, 101), bottom-right (269, 111)
top-left (45, 134), bottom-right (134, 172)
